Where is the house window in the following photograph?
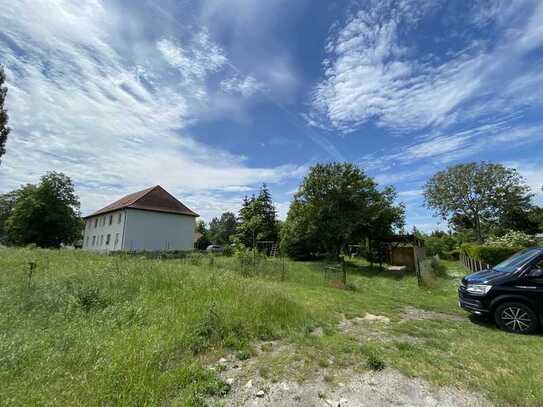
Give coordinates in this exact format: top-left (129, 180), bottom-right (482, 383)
top-left (118, 213), bottom-right (122, 224)
top-left (114, 233), bottom-right (119, 248)
top-left (85, 236), bottom-right (89, 247)
top-left (100, 235), bottom-right (103, 246)
top-left (94, 218), bottom-right (98, 228)
top-left (92, 236), bottom-right (96, 246)
top-left (109, 215), bottom-right (113, 225)
top-left (106, 234), bottom-right (111, 245)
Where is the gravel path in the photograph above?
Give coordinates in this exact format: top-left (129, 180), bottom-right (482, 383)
top-left (219, 368), bottom-right (490, 406)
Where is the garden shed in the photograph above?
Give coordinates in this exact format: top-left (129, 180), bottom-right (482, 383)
top-left (381, 234), bottom-right (426, 272)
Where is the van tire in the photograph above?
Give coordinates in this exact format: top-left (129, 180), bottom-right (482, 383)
top-left (494, 302), bottom-right (538, 334)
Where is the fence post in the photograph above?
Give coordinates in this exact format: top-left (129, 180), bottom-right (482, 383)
top-left (416, 257), bottom-right (422, 287)
top-left (28, 262), bottom-right (36, 288)
top-left (342, 258), bottom-right (347, 286)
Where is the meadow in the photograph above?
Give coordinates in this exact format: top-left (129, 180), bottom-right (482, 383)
top-left (1, 248), bottom-right (542, 406)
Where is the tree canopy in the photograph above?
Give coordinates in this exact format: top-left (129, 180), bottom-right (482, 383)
top-left (5, 172), bottom-right (83, 247)
top-left (208, 211), bottom-right (237, 245)
top-left (0, 66), bottom-right (10, 164)
top-left (235, 184), bottom-right (278, 247)
top-left (424, 162), bottom-right (534, 242)
top-left (0, 190), bottom-right (18, 244)
top-left (281, 163), bottom-right (405, 259)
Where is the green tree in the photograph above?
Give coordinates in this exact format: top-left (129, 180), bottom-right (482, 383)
top-left (0, 66), bottom-right (10, 163)
top-left (0, 189), bottom-right (18, 244)
top-left (5, 172), bottom-right (83, 247)
top-left (496, 204), bottom-right (543, 235)
top-left (208, 211), bottom-right (237, 244)
top-left (281, 163), bottom-right (405, 259)
top-left (424, 162), bottom-right (533, 242)
top-left (235, 184), bottom-right (278, 247)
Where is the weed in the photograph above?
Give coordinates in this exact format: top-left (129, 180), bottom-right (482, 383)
top-left (190, 303), bottom-right (226, 354)
top-left (74, 286), bottom-right (110, 312)
top-left (260, 342), bottom-right (273, 352)
top-left (235, 349), bottom-right (251, 361)
top-left (177, 364), bottom-right (231, 405)
top-left (259, 366), bottom-right (271, 379)
top-left (318, 358), bottom-right (330, 368)
top-left (359, 343), bottom-right (386, 371)
top-left (366, 352), bottom-right (386, 371)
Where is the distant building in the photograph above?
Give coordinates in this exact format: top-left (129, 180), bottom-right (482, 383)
top-left (82, 185), bottom-right (198, 252)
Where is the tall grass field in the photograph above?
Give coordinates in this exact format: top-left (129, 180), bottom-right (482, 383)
top-left (1, 248), bottom-right (542, 406)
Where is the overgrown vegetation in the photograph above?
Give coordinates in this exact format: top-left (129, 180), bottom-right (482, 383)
top-left (0, 249), bottom-right (313, 405)
top-left (2, 249), bottom-right (543, 406)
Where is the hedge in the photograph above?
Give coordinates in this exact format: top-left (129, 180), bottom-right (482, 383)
top-left (460, 243), bottom-right (522, 266)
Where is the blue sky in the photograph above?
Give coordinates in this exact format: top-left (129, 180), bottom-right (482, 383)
top-left (0, 0), bottom-right (542, 230)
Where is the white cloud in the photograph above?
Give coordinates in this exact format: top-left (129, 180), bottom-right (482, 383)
top-left (310, 0), bottom-right (543, 134)
top-left (361, 122), bottom-right (543, 171)
top-left (0, 0), bottom-right (304, 217)
top-left (157, 32), bottom-right (227, 80)
top-left (220, 75), bottom-right (265, 97)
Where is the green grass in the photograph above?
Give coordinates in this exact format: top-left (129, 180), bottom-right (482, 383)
top-left (1, 249), bottom-right (542, 406)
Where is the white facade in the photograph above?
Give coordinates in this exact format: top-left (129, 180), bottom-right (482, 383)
top-left (83, 209), bottom-right (126, 251)
top-left (83, 208), bottom-right (196, 252)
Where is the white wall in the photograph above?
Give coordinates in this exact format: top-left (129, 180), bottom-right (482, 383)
top-left (122, 209), bottom-right (196, 251)
top-left (83, 210), bottom-right (126, 252)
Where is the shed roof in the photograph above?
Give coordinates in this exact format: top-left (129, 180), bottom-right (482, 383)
top-left (84, 185), bottom-right (199, 218)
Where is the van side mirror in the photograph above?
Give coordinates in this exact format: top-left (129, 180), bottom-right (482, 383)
top-left (528, 268), bottom-right (543, 278)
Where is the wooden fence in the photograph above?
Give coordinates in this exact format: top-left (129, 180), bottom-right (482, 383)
top-left (460, 252), bottom-right (492, 273)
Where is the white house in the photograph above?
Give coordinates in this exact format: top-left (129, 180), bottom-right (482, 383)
top-left (82, 185), bottom-right (198, 252)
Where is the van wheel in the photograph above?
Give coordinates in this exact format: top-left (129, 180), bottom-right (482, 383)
top-left (494, 302), bottom-right (538, 334)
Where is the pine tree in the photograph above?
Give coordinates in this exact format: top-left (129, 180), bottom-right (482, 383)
top-left (0, 66), bottom-right (10, 164)
top-left (235, 185), bottom-right (278, 247)
top-left (255, 184), bottom-right (278, 242)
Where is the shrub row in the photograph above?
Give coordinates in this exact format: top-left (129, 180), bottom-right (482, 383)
top-left (460, 243), bottom-right (522, 266)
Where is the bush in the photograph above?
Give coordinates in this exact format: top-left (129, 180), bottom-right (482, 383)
top-left (443, 248), bottom-right (460, 260)
top-left (424, 234), bottom-right (457, 258)
top-left (460, 243), bottom-right (522, 266)
top-left (222, 245), bottom-right (234, 257)
top-left (430, 256), bottom-right (447, 278)
top-left (486, 230), bottom-right (538, 248)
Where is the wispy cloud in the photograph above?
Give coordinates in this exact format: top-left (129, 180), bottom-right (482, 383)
top-left (220, 75), bottom-right (265, 97)
top-left (0, 0), bottom-right (303, 216)
top-left (157, 33), bottom-right (227, 80)
top-left (310, 0), bottom-right (543, 134)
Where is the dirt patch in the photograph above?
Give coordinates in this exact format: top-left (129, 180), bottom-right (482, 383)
top-left (337, 313), bottom-right (390, 332)
top-left (215, 367), bottom-right (490, 406)
top-left (400, 306), bottom-right (464, 322)
top-left (362, 313), bottom-right (391, 323)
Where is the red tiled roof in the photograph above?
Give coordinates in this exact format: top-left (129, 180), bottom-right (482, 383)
top-left (84, 185), bottom-right (199, 218)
